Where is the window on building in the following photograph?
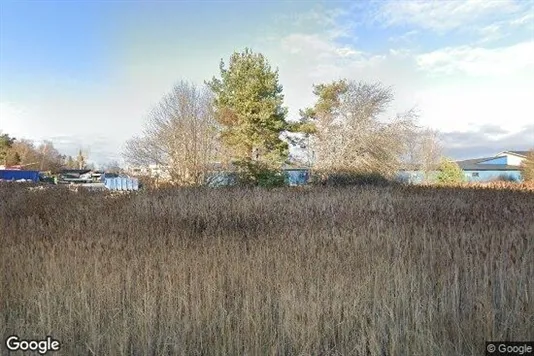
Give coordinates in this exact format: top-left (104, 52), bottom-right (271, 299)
top-left (472, 172), bottom-right (479, 177)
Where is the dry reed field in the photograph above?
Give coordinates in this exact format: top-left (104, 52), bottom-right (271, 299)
top-left (424, 181), bottom-right (534, 192)
top-left (1, 183), bottom-right (533, 355)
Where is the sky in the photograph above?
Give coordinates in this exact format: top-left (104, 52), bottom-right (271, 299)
top-left (0, 0), bottom-right (533, 166)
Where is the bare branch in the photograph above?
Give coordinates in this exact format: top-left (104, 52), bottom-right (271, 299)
top-left (308, 80), bottom-right (432, 177)
top-left (123, 81), bottom-right (221, 185)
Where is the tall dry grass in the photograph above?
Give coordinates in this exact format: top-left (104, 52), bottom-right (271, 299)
top-left (421, 181), bottom-right (534, 192)
top-left (1, 183), bottom-right (533, 355)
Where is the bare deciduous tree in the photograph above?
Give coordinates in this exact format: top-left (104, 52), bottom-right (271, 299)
top-left (101, 160), bottom-right (123, 174)
top-left (123, 81), bottom-right (220, 186)
top-left (76, 149), bottom-right (88, 170)
top-left (38, 141), bottom-right (66, 172)
top-left (405, 128), bottom-right (443, 178)
top-left (303, 80), bottom-right (420, 177)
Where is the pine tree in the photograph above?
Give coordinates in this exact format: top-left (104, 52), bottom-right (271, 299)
top-left (0, 133), bottom-right (16, 165)
top-left (206, 48), bottom-right (290, 168)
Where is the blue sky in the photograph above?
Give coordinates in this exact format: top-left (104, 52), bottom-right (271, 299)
top-left (1, 0), bottom-right (533, 165)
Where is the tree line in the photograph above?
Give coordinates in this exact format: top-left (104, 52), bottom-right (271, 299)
top-left (123, 48), bottom-right (450, 186)
top-left (0, 133), bottom-right (89, 172)
top-left (5, 48), bottom-right (531, 184)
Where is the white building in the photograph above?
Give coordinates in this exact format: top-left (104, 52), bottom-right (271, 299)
top-left (493, 151), bottom-right (528, 166)
top-left (127, 164), bottom-right (171, 180)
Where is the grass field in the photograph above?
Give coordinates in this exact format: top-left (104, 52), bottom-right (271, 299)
top-left (1, 183), bottom-right (533, 355)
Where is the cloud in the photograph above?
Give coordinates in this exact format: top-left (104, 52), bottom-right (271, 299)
top-left (510, 12), bottom-right (534, 26)
top-left (256, 4), bottom-right (534, 154)
top-left (413, 80), bottom-right (533, 132)
top-left (290, 7), bottom-right (349, 29)
top-left (0, 102), bottom-right (33, 138)
top-left (42, 134), bottom-right (125, 167)
top-left (416, 41), bottom-right (534, 77)
top-left (388, 30), bottom-right (419, 44)
top-left (3, 2), bottom-right (533, 166)
top-left (273, 5), bottom-right (358, 41)
top-left (475, 124), bottom-right (510, 136)
top-left (279, 33), bottom-right (380, 66)
top-left (441, 124), bottom-right (534, 159)
top-left (0, 95), bottom-right (137, 166)
top-left (375, 0), bottom-right (523, 33)
top-left (476, 24), bottom-right (505, 43)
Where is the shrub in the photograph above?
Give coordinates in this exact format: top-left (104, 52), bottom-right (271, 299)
top-left (234, 160), bottom-right (286, 188)
top-left (136, 175), bottom-right (157, 190)
top-left (495, 174), bottom-right (519, 182)
top-left (520, 149), bottom-right (534, 181)
top-left (436, 158), bottom-right (465, 184)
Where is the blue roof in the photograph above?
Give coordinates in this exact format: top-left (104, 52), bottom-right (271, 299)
top-left (456, 157), bottom-right (522, 171)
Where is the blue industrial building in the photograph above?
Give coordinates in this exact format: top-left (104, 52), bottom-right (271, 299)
top-left (397, 150), bottom-right (529, 184)
top-left (456, 151), bottom-right (527, 182)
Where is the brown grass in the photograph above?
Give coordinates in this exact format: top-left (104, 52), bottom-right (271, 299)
top-left (424, 181), bottom-right (534, 192)
top-left (1, 183), bottom-right (533, 355)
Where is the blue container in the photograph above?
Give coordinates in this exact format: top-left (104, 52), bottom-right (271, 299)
top-left (126, 178), bottom-right (133, 190)
top-left (104, 177), bottom-right (140, 191)
top-left (105, 178), bottom-right (115, 190)
top-left (284, 169), bottom-right (310, 186)
top-left (0, 170), bottom-right (40, 182)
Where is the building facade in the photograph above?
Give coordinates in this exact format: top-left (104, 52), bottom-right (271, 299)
top-left (397, 150), bottom-right (529, 184)
top-left (456, 151), bottom-right (527, 182)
